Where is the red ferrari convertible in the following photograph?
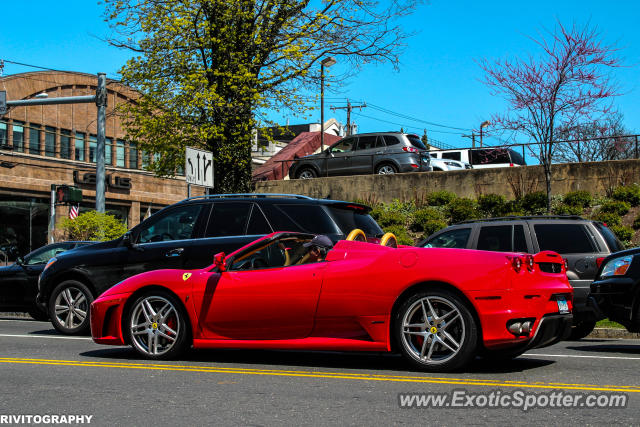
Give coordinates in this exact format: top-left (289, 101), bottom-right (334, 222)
top-left (91, 231), bottom-right (573, 372)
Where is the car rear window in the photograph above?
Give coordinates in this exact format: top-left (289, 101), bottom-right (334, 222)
top-left (407, 135), bottom-right (427, 150)
top-left (442, 152), bottom-right (461, 161)
top-left (477, 225), bottom-right (528, 252)
top-left (509, 149), bottom-right (526, 165)
top-left (327, 206), bottom-right (383, 237)
top-left (534, 224), bottom-right (596, 253)
top-left (470, 148), bottom-right (511, 165)
top-left (275, 204), bottom-right (339, 234)
top-left (593, 222), bottom-right (624, 252)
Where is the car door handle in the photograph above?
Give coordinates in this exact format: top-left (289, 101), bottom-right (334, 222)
top-left (165, 248), bottom-right (184, 257)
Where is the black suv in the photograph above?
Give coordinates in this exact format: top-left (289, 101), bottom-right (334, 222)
top-left (419, 216), bottom-right (623, 339)
top-left (36, 194), bottom-right (383, 335)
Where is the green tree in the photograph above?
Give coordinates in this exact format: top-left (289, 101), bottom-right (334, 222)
top-left (59, 211), bottom-right (128, 241)
top-left (105, 0), bottom-right (423, 192)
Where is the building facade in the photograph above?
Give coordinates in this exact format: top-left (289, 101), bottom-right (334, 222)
top-left (0, 71), bottom-right (201, 261)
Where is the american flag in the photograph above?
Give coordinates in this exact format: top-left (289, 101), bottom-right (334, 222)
top-left (69, 205), bottom-right (79, 220)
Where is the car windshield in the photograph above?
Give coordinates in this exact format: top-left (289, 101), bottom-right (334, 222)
top-left (228, 235), bottom-right (318, 270)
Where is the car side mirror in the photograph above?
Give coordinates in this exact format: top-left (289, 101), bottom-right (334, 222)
top-left (15, 256), bottom-right (24, 266)
top-left (122, 232), bottom-right (144, 252)
top-left (214, 252), bottom-right (227, 272)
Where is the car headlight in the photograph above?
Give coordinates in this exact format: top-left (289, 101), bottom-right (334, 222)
top-left (601, 255), bottom-right (633, 277)
top-left (43, 257), bottom-right (57, 272)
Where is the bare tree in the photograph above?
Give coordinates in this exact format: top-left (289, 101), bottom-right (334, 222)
top-left (479, 22), bottom-right (622, 211)
top-left (554, 112), bottom-right (635, 162)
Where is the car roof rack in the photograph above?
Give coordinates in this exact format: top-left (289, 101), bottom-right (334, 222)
top-left (179, 193), bottom-right (314, 203)
top-left (458, 215), bottom-right (584, 224)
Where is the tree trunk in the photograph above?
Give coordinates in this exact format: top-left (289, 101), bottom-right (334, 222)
top-left (544, 161), bottom-right (552, 214)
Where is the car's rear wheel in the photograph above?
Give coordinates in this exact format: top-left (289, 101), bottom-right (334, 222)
top-left (569, 318), bottom-right (596, 340)
top-left (297, 167), bottom-right (317, 179)
top-left (376, 163), bottom-right (397, 175)
top-left (49, 280), bottom-right (93, 335)
top-left (126, 291), bottom-right (189, 360)
top-left (395, 289), bottom-right (478, 372)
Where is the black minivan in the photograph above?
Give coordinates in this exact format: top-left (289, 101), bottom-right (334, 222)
top-left (36, 194), bottom-right (383, 335)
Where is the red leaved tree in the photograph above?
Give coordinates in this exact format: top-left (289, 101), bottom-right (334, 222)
top-left (479, 22), bottom-right (622, 212)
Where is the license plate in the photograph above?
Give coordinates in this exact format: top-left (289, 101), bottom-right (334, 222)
top-left (556, 297), bottom-right (569, 314)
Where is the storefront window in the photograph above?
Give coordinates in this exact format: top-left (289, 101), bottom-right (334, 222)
top-left (75, 132), bottom-right (85, 161)
top-left (89, 135), bottom-right (97, 163)
top-left (12, 122), bottom-right (24, 152)
top-left (105, 137), bottom-right (113, 165)
top-left (116, 140), bottom-right (125, 167)
top-left (0, 196), bottom-right (49, 261)
top-left (60, 130), bottom-right (72, 159)
top-left (45, 126), bottom-right (56, 157)
top-left (29, 124), bottom-right (41, 155)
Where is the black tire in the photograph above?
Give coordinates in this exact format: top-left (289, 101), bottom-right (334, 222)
top-left (569, 318), bottom-right (596, 340)
top-left (394, 288), bottom-right (478, 372)
top-left (376, 163), bottom-right (398, 175)
top-left (48, 280), bottom-right (94, 335)
top-left (28, 308), bottom-right (50, 322)
top-left (125, 290), bottom-right (189, 360)
top-left (296, 167), bottom-right (317, 179)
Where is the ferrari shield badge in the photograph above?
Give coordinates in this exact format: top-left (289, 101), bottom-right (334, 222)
top-left (182, 273), bottom-right (192, 281)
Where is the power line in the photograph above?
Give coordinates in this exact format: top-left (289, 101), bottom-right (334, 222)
top-left (352, 111), bottom-right (465, 135)
top-left (366, 103), bottom-right (473, 131)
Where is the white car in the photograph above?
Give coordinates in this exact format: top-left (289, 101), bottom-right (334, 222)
top-left (429, 156), bottom-right (472, 171)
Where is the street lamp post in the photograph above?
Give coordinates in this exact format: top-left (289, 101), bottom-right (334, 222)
top-left (320, 56), bottom-right (337, 153)
top-left (479, 120), bottom-right (491, 147)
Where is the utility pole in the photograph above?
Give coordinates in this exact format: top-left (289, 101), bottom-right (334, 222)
top-left (330, 99), bottom-right (366, 136)
top-left (462, 132), bottom-right (476, 148)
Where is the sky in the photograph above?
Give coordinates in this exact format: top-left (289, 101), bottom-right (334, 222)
top-left (1, 0), bottom-right (639, 150)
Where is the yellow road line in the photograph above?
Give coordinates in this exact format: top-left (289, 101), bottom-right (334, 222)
top-left (0, 357), bottom-right (639, 393)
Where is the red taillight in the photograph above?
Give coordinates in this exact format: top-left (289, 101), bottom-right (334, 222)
top-left (508, 256), bottom-right (523, 272)
top-left (402, 146), bottom-right (419, 153)
top-left (524, 255), bottom-right (534, 271)
top-left (596, 257), bottom-right (605, 268)
top-left (410, 164), bottom-right (418, 168)
top-left (509, 163), bottom-right (514, 167)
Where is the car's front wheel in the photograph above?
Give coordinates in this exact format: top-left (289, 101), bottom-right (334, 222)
top-left (395, 289), bottom-right (478, 372)
top-left (126, 291), bottom-right (189, 360)
top-left (49, 280), bottom-right (93, 335)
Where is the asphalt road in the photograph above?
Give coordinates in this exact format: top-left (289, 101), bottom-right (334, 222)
top-left (1, 317), bottom-right (640, 425)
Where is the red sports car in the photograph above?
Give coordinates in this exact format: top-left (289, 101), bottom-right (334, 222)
top-left (91, 231), bottom-right (573, 372)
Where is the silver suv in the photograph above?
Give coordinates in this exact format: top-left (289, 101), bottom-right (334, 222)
top-left (419, 216), bottom-right (623, 340)
top-left (288, 132), bottom-right (432, 179)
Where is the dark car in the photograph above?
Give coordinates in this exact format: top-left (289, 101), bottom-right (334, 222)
top-left (590, 248), bottom-right (640, 332)
top-left (419, 216), bottom-right (624, 339)
top-left (36, 193), bottom-right (384, 335)
top-left (288, 132), bottom-right (432, 179)
top-left (0, 241), bottom-right (91, 320)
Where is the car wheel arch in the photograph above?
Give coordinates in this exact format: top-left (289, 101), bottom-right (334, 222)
top-left (388, 281), bottom-right (482, 353)
top-left (48, 271), bottom-right (97, 302)
top-left (120, 285), bottom-right (194, 346)
top-left (374, 160), bottom-right (400, 173)
top-left (295, 164), bottom-right (319, 178)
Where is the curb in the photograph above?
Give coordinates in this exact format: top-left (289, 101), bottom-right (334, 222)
top-left (587, 327), bottom-right (640, 339)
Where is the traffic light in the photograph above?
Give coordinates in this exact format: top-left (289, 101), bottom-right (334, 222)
top-left (56, 185), bottom-right (82, 203)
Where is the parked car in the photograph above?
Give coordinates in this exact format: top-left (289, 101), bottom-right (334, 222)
top-left (429, 155), bottom-right (472, 171)
top-left (419, 216), bottom-right (623, 339)
top-left (91, 231), bottom-right (572, 372)
top-left (590, 248), bottom-right (640, 332)
top-left (37, 194), bottom-right (384, 335)
top-left (288, 132), bottom-right (432, 179)
top-left (0, 241), bottom-right (91, 320)
top-left (429, 147), bottom-right (526, 168)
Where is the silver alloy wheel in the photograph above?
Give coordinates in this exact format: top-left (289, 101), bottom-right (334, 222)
top-left (377, 165), bottom-right (396, 174)
top-left (54, 286), bottom-right (89, 330)
top-left (299, 169), bottom-right (315, 179)
top-left (401, 296), bottom-right (465, 365)
top-left (130, 296), bottom-right (181, 357)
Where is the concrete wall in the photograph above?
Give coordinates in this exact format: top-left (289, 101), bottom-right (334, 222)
top-left (254, 159), bottom-right (640, 202)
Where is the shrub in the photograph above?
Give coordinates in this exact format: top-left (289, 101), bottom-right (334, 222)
top-left (520, 191), bottom-right (547, 214)
top-left (503, 200), bottom-right (523, 216)
top-left (553, 203), bottom-right (583, 216)
top-left (421, 220), bottom-right (449, 238)
top-left (382, 225), bottom-right (414, 246)
top-left (59, 211), bottom-right (128, 241)
top-left (477, 194), bottom-right (506, 217)
top-left (612, 184), bottom-right (640, 207)
top-left (598, 200), bottom-right (631, 216)
top-left (563, 191), bottom-right (592, 208)
top-left (426, 190), bottom-right (457, 206)
top-left (609, 224), bottom-right (634, 243)
top-left (410, 207), bottom-right (446, 232)
top-left (591, 211), bottom-right (622, 227)
top-left (375, 209), bottom-right (407, 228)
top-left (447, 198), bottom-right (479, 223)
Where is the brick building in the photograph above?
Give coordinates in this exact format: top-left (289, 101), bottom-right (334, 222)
top-left (0, 71), bottom-right (199, 260)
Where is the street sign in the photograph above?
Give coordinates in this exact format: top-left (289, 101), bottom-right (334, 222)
top-left (0, 91), bottom-right (6, 115)
top-left (185, 147), bottom-right (214, 187)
